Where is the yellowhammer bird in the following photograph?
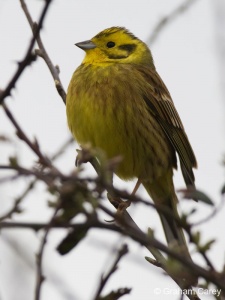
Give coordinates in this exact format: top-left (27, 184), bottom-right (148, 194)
top-left (66, 27), bottom-right (197, 258)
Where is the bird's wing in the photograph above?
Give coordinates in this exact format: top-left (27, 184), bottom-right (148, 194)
top-left (138, 66), bottom-right (197, 187)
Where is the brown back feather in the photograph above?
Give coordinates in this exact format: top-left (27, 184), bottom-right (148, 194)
top-left (138, 65), bottom-right (197, 187)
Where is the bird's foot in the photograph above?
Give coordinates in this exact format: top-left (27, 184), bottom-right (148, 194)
top-left (107, 193), bottom-right (131, 218)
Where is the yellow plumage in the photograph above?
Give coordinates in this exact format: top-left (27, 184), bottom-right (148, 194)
top-left (67, 63), bottom-right (173, 181)
top-left (66, 27), bottom-right (197, 259)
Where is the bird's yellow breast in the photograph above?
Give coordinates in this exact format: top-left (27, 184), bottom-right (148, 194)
top-left (66, 63), bottom-right (173, 181)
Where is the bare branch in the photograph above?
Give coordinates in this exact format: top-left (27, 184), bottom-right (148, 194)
top-left (0, 0), bottom-right (53, 104)
top-left (2, 102), bottom-right (61, 174)
top-left (93, 244), bottom-right (129, 300)
top-left (1, 2), bottom-right (223, 298)
top-left (20, 0), bottom-right (66, 103)
top-left (0, 181), bottom-right (34, 221)
top-left (0, 220), bottom-right (121, 232)
top-left (192, 194), bottom-right (225, 227)
top-left (51, 136), bottom-right (74, 161)
top-left (147, 0), bottom-right (199, 45)
top-left (81, 151), bottom-right (215, 276)
top-left (35, 200), bottom-right (63, 300)
top-left (0, 136), bottom-right (74, 221)
top-left (73, 150), bottom-right (215, 297)
top-left (2, 210), bottom-right (225, 296)
top-left (0, 145), bottom-right (217, 281)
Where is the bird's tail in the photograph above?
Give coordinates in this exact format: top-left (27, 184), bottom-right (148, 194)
top-left (143, 171), bottom-right (198, 285)
top-left (142, 170), bottom-right (192, 261)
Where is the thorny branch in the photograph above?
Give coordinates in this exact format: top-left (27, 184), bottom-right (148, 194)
top-left (1, 0), bottom-right (224, 299)
top-left (192, 194), bottom-right (225, 227)
top-left (0, 154), bottom-right (217, 286)
top-left (0, 0), bottom-right (53, 105)
top-left (34, 200), bottom-right (64, 300)
top-left (0, 137), bottom-right (73, 221)
top-left (0, 150), bottom-right (223, 298)
top-left (0, 2), bottom-right (66, 297)
top-left (1, 196), bottom-right (225, 296)
top-left (20, 0), bottom-right (66, 103)
top-left (93, 244), bottom-right (131, 300)
top-left (2, 102), bottom-right (56, 170)
top-left (0, 181), bottom-right (34, 221)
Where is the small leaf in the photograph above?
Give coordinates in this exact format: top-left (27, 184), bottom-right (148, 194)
top-left (199, 239), bottom-right (216, 252)
top-left (9, 156), bottom-right (18, 167)
top-left (221, 184), bottom-right (225, 195)
top-left (179, 187), bottom-right (214, 206)
top-left (147, 227), bottom-right (155, 237)
top-left (98, 288), bottom-right (131, 300)
top-left (0, 135), bottom-right (11, 142)
top-left (57, 227), bottom-right (88, 255)
top-left (187, 208), bottom-right (197, 216)
top-left (192, 231), bottom-right (201, 245)
top-left (145, 256), bottom-right (161, 267)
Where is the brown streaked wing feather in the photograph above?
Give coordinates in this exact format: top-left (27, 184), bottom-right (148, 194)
top-left (138, 66), bottom-right (197, 187)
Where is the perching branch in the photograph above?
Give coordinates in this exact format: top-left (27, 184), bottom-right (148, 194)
top-left (0, 151), bottom-right (217, 292)
top-left (1, 2), bottom-right (223, 300)
top-left (2, 203), bottom-right (225, 296)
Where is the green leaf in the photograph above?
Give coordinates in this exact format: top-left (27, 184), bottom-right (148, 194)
top-left (199, 239), bottom-right (216, 252)
top-left (192, 231), bottom-right (201, 245)
top-left (57, 227), bottom-right (88, 255)
top-left (179, 187), bottom-right (214, 206)
top-left (98, 288), bottom-right (131, 300)
top-left (9, 156), bottom-right (18, 167)
top-left (221, 184), bottom-right (225, 195)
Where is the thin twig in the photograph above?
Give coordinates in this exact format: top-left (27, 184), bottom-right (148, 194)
top-left (0, 0), bottom-right (53, 104)
top-left (35, 200), bottom-right (63, 300)
top-left (98, 204), bottom-right (199, 300)
top-left (0, 152), bottom-right (217, 275)
top-left (2, 103), bottom-right (50, 167)
top-left (0, 181), bottom-right (34, 221)
top-left (147, 0), bottom-right (199, 45)
top-left (20, 0), bottom-right (66, 103)
top-left (51, 136), bottom-right (74, 161)
top-left (0, 220), bottom-right (121, 232)
top-left (2, 211), bottom-right (225, 296)
top-left (0, 164), bottom-right (58, 186)
top-left (0, 174), bottom-right (19, 184)
top-left (98, 203), bottom-right (224, 295)
top-left (0, 136), bottom-right (74, 221)
top-left (2, 147), bottom-right (214, 279)
top-left (2, 102), bottom-right (61, 175)
top-left (93, 244), bottom-right (129, 300)
top-left (192, 195), bottom-right (225, 227)
top-left (82, 153), bottom-right (216, 275)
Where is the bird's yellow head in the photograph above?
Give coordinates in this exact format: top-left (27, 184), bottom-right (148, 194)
top-left (76, 27), bottom-right (155, 68)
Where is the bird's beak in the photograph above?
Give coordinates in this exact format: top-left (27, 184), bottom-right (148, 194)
top-left (75, 40), bottom-right (96, 50)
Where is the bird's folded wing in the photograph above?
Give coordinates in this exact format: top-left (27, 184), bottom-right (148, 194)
top-left (139, 66), bottom-right (197, 187)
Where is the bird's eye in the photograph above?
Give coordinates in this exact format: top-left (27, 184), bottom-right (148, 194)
top-left (106, 41), bottom-right (115, 48)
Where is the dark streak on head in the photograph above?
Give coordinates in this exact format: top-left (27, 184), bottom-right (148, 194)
top-left (118, 44), bottom-right (137, 53)
top-left (107, 54), bottom-right (128, 59)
